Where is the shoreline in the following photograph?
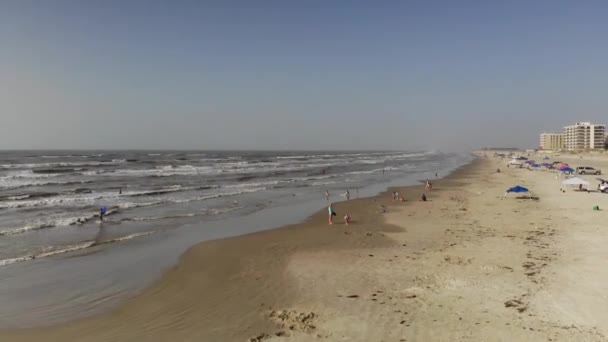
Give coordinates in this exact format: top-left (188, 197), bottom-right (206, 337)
top-left (0, 158), bottom-right (479, 341)
top-left (0, 154), bottom-right (472, 330)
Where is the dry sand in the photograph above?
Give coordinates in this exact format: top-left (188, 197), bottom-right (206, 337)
top-left (2, 153), bottom-right (608, 341)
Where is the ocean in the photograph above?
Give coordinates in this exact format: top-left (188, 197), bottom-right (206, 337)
top-left (0, 150), bottom-right (471, 327)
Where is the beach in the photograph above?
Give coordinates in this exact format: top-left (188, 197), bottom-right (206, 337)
top-left (2, 152), bottom-right (608, 341)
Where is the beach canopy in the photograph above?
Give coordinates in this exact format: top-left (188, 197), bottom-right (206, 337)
top-left (560, 167), bottom-right (575, 173)
top-left (507, 185), bottom-right (529, 193)
top-left (561, 177), bottom-right (589, 187)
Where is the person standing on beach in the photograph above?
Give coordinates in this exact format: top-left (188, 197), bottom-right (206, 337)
top-left (346, 189), bottom-right (350, 200)
top-left (328, 203), bottom-right (335, 224)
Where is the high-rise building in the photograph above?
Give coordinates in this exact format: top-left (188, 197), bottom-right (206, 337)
top-left (564, 122), bottom-right (606, 150)
top-left (539, 133), bottom-right (565, 150)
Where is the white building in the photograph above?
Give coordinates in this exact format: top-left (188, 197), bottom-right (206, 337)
top-left (539, 133), bottom-right (565, 150)
top-left (564, 122), bottom-right (606, 150)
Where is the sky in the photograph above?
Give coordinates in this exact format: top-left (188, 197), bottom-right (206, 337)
top-left (1, 0), bottom-right (607, 151)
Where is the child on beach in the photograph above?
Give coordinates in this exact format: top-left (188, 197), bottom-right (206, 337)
top-left (419, 193), bottom-right (427, 202)
top-left (344, 213), bottom-right (351, 225)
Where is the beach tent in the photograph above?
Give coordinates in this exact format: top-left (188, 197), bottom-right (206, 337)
top-left (507, 185), bottom-right (529, 193)
top-left (561, 177), bottom-right (590, 190)
top-left (504, 185), bottom-right (531, 199)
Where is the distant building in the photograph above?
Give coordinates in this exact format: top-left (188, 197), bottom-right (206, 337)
top-left (539, 133), bottom-right (565, 150)
top-left (564, 122), bottom-right (606, 150)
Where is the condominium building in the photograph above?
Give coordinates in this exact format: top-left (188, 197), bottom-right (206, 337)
top-left (564, 122), bottom-right (606, 150)
top-left (539, 133), bottom-right (565, 150)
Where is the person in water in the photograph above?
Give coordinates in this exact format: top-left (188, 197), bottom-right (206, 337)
top-left (99, 208), bottom-right (104, 222)
top-left (345, 189), bottom-right (350, 200)
top-left (325, 190), bottom-right (330, 201)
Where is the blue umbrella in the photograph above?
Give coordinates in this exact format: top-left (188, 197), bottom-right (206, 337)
top-left (507, 185), bottom-right (529, 193)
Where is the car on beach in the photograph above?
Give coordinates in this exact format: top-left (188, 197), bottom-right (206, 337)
top-left (597, 178), bottom-right (608, 193)
top-left (507, 159), bottom-right (523, 168)
top-left (576, 166), bottom-right (601, 175)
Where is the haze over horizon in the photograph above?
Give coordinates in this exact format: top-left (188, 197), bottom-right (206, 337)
top-left (2, 1), bottom-right (607, 152)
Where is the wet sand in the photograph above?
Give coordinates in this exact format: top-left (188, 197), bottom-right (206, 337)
top-left (2, 154), bottom-right (608, 341)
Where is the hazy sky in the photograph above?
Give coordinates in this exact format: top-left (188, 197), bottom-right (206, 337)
top-left (1, 1), bottom-right (607, 151)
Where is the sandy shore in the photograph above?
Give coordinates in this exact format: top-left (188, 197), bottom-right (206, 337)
top-left (2, 153), bottom-right (608, 341)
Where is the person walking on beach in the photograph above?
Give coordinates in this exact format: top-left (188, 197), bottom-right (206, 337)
top-left (345, 189), bottom-right (350, 200)
top-left (328, 203), bottom-right (336, 224)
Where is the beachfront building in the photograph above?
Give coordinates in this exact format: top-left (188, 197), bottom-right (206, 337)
top-left (539, 133), bottom-right (565, 150)
top-left (564, 122), bottom-right (606, 150)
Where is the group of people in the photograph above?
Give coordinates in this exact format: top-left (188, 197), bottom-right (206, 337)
top-left (325, 188), bottom-right (355, 225)
top-left (327, 202), bottom-right (350, 225)
top-left (392, 191), bottom-right (405, 202)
